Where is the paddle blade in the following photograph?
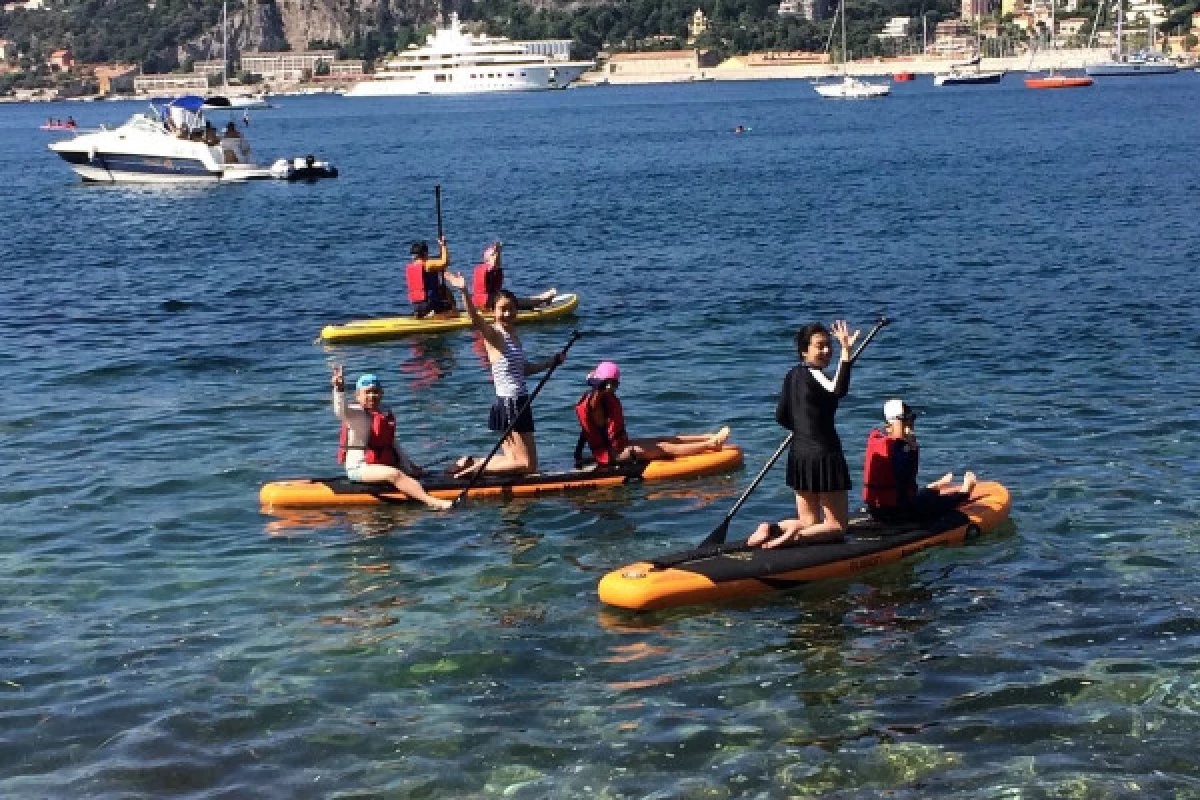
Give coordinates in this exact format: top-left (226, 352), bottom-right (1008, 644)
top-left (701, 518), bottom-right (731, 547)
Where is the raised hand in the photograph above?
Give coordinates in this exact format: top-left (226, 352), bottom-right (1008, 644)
top-left (831, 319), bottom-right (860, 353)
top-left (331, 363), bottom-right (344, 390)
top-left (444, 271), bottom-right (466, 291)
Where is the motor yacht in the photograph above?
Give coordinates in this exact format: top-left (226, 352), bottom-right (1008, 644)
top-left (345, 13), bottom-right (593, 96)
top-left (47, 95), bottom-right (270, 183)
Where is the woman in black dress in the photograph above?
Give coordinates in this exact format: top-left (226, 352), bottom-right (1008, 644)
top-left (748, 319), bottom-right (860, 548)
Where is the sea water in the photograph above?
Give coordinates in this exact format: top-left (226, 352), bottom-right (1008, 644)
top-left (2, 75), bottom-right (1199, 796)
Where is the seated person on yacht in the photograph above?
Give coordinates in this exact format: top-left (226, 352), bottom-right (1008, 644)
top-left (223, 121), bottom-right (241, 138)
top-left (405, 238), bottom-right (455, 318)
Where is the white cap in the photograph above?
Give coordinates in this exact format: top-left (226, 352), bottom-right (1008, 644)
top-left (883, 398), bottom-right (914, 422)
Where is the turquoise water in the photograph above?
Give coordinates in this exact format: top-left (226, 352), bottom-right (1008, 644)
top-left (3, 75), bottom-right (1200, 796)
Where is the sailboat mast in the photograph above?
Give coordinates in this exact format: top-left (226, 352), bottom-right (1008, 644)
top-left (1115, 0), bottom-right (1123, 59)
top-left (841, 0), bottom-right (848, 74)
top-left (222, 1), bottom-right (229, 88)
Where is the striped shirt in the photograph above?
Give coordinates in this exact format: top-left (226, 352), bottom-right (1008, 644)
top-left (490, 328), bottom-right (528, 399)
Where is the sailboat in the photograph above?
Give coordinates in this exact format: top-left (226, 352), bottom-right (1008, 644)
top-left (1086, 0), bottom-right (1177, 76)
top-left (1024, 1), bottom-right (1094, 88)
top-left (205, 2), bottom-right (273, 110)
top-left (813, 0), bottom-right (889, 98)
top-left (933, 26), bottom-right (1005, 87)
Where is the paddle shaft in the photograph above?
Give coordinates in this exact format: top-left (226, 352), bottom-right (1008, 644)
top-left (702, 316), bottom-right (891, 546)
top-left (434, 184), bottom-right (443, 241)
top-left (452, 331), bottom-right (582, 507)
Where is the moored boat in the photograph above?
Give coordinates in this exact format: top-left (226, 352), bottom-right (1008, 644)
top-left (598, 481), bottom-right (1011, 611)
top-left (259, 446), bottom-right (744, 510)
top-left (345, 12), bottom-right (593, 97)
top-left (1025, 74), bottom-right (1094, 89)
top-left (319, 293), bottom-right (579, 343)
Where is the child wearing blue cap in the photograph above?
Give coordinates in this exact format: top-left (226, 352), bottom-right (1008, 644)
top-left (332, 365), bottom-right (452, 510)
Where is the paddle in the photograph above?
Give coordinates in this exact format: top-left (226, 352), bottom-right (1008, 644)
top-left (698, 315), bottom-right (892, 548)
top-left (451, 330), bottom-right (583, 508)
top-left (434, 183), bottom-right (443, 240)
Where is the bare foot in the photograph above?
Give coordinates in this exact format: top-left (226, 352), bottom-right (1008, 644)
top-left (534, 288), bottom-right (557, 306)
top-left (962, 471), bottom-right (977, 496)
top-left (449, 456), bottom-right (479, 479)
top-left (708, 426), bottom-right (731, 449)
top-left (746, 521), bottom-right (780, 547)
top-left (426, 497), bottom-right (454, 511)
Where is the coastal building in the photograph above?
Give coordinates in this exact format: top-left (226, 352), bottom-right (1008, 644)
top-left (960, 0), bottom-right (994, 22)
top-left (193, 59), bottom-right (227, 78)
top-left (927, 20), bottom-right (975, 56)
top-left (49, 49), bottom-right (73, 70)
top-left (240, 50), bottom-right (336, 83)
top-left (1127, 0), bottom-right (1168, 27)
top-left (327, 60), bottom-right (365, 79)
top-left (688, 9), bottom-right (709, 40)
top-left (1001, 0), bottom-right (1024, 16)
top-left (93, 64), bottom-right (138, 94)
top-left (132, 72), bottom-right (208, 93)
top-left (0, 39), bottom-right (12, 60)
top-left (604, 49), bottom-right (718, 80)
top-left (1058, 17), bottom-right (1089, 38)
top-left (723, 50), bottom-right (830, 66)
top-left (878, 17), bottom-right (913, 39)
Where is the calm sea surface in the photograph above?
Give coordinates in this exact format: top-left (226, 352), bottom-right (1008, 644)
top-left (3, 75), bottom-right (1200, 797)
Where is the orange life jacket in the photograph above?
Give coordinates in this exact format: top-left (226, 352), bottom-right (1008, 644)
top-left (862, 428), bottom-right (917, 509)
top-left (338, 408), bottom-right (398, 466)
top-left (574, 390), bottom-right (629, 466)
top-left (471, 262), bottom-right (503, 308)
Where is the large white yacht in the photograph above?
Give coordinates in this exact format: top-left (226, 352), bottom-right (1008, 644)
top-left (47, 95), bottom-right (272, 183)
top-left (345, 13), bottom-right (593, 97)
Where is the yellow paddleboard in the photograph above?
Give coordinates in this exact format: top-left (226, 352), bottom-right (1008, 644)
top-left (319, 293), bottom-right (579, 344)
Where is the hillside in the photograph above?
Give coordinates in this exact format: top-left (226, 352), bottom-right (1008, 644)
top-left (2, 0), bottom-right (1196, 75)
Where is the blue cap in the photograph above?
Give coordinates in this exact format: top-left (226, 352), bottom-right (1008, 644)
top-left (356, 373), bottom-right (382, 391)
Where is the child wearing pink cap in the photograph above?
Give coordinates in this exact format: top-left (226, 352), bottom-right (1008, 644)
top-left (574, 360), bottom-right (730, 467)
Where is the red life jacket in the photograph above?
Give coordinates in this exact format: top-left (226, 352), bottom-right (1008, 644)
top-left (574, 390), bottom-right (629, 465)
top-left (405, 259), bottom-right (427, 303)
top-left (337, 408), bottom-right (398, 466)
top-left (862, 428), bottom-right (917, 509)
top-left (471, 262), bottom-right (503, 308)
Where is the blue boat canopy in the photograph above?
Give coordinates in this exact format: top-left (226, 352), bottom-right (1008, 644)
top-left (149, 95), bottom-right (207, 115)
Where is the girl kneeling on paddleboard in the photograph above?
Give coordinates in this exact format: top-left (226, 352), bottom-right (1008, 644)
top-left (444, 272), bottom-right (566, 478)
top-left (574, 360), bottom-right (730, 467)
top-left (471, 242), bottom-right (557, 312)
top-left (862, 398), bottom-right (976, 524)
top-left (332, 366), bottom-right (452, 510)
top-left (749, 320), bottom-right (859, 548)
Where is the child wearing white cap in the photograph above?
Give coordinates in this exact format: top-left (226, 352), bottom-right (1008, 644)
top-left (861, 398), bottom-right (976, 524)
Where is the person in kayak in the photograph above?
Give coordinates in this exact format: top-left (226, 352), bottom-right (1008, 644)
top-left (443, 272), bottom-right (567, 478)
top-left (331, 366), bottom-right (453, 510)
top-left (748, 320), bottom-right (860, 549)
top-left (862, 398), bottom-right (976, 524)
top-left (471, 241), bottom-right (557, 312)
top-left (406, 237), bottom-right (455, 318)
top-left (574, 360), bottom-right (730, 467)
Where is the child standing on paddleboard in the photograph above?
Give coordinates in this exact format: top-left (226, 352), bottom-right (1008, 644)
top-left (332, 366), bottom-right (452, 510)
top-left (443, 272), bottom-right (566, 478)
top-left (748, 320), bottom-right (859, 548)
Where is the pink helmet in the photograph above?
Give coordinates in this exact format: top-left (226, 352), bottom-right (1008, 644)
top-left (588, 361), bottom-right (620, 383)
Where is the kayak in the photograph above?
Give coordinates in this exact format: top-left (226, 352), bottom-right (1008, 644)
top-left (598, 481), bottom-right (1011, 611)
top-left (319, 293), bottom-right (579, 343)
top-left (260, 445), bottom-right (744, 510)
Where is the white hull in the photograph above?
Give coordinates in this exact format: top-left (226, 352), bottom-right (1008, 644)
top-left (814, 76), bottom-right (891, 98)
top-left (346, 63), bottom-right (590, 96)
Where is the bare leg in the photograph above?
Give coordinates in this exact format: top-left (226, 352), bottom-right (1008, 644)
top-left (750, 492), bottom-right (848, 549)
top-left (516, 289), bottom-right (557, 310)
top-left (357, 464), bottom-right (452, 510)
top-left (625, 426), bottom-right (731, 460)
top-left (456, 431), bottom-right (538, 477)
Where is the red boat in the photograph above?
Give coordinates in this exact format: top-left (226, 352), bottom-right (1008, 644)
top-left (1025, 73), bottom-right (1093, 89)
top-left (893, 71), bottom-right (916, 81)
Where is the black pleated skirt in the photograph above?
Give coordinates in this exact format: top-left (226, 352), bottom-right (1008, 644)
top-left (786, 450), bottom-right (851, 493)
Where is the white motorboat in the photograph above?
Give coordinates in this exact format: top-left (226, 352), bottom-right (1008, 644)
top-left (345, 12), bottom-right (593, 97)
top-left (47, 95), bottom-right (268, 183)
top-left (814, 75), bottom-right (891, 98)
top-left (813, 0), bottom-right (889, 99)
